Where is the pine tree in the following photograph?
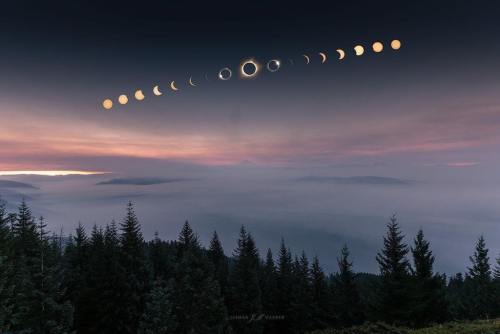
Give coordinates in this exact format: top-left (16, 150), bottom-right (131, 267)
top-left (178, 220), bottom-right (200, 254)
top-left (83, 225), bottom-right (109, 333)
top-left (117, 202), bottom-right (149, 334)
top-left (228, 226), bottom-right (262, 334)
top-left (291, 251), bottom-right (313, 333)
top-left (410, 229), bottom-right (448, 327)
top-left (335, 245), bottom-right (364, 327)
top-left (467, 236), bottom-right (493, 319)
top-left (11, 198), bottom-right (39, 259)
top-left (32, 216), bottom-right (73, 333)
top-left (275, 239), bottom-right (294, 333)
top-left (447, 273), bottom-right (468, 320)
top-left (375, 214), bottom-right (411, 325)
top-left (310, 256), bottom-right (332, 329)
top-left (260, 249), bottom-right (278, 334)
top-left (208, 231), bottom-right (229, 297)
top-left (138, 280), bottom-right (177, 334)
top-left (149, 231), bottom-right (173, 280)
top-left (172, 222), bottom-right (226, 333)
top-left (62, 222), bottom-right (89, 332)
top-left (97, 220), bottom-right (127, 333)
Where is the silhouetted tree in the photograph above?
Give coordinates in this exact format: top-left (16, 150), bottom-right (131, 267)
top-left (310, 256), bottom-right (332, 329)
top-left (260, 248), bottom-right (279, 334)
top-left (410, 229), bottom-right (448, 327)
top-left (208, 231), bottom-right (229, 297)
top-left (117, 202), bottom-right (149, 334)
top-left (291, 251), bottom-right (313, 333)
top-left (375, 215), bottom-right (411, 325)
top-left (228, 226), bottom-right (262, 334)
top-left (334, 245), bottom-right (364, 327)
top-left (172, 221), bottom-right (226, 333)
top-left (467, 236), bottom-right (494, 319)
top-left (275, 239), bottom-right (294, 333)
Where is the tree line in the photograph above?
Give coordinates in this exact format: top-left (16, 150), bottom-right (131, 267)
top-left (0, 199), bottom-right (500, 333)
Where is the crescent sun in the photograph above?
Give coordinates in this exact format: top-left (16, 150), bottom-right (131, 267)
top-left (189, 77), bottom-right (197, 87)
top-left (302, 54), bottom-right (310, 64)
top-left (153, 85), bottom-right (162, 96)
top-left (319, 52), bottom-right (327, 63)
top-left (354, 45), bottom-right (365, 56)
top-left (170, 81), bottom-right (179, 91)
top-left (336, 49), bottom-right (345, 60)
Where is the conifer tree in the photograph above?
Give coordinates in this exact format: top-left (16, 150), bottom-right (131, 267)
top-left (117, 202), bottom-right (149, 334)
top-left (291, 251), bottom-right (313, 333)
top-left (178, 220), bottom-right (200, 254)
top-left (275, 239), bottom-right (294, 333)
top-left (208, 231), bottom-right (229, 297)
top-left (375, 215), bottom-right (411, 325)
top-left (172, 222), bottom-right (226, 333)
top-left (467, 236), bottom-right (493, 318)
top-left (149, 231), bottom-right (173, 280)
top-left (97, 220), bottom-right (127, 333)
top-left (228, 226), bottom-right (262, 334)
top-left (260, 249), bottom-right (278, 334)
top-left (310, 256), bottom-right (332, 329)
top-left (335, 245), bottom-right (364, 327)
top-left (447, 273), bottom-right (468, 320)
top-left (410, 229), bottom-right (448, 327)
top-left (62, 222), bottom-right (89, 331)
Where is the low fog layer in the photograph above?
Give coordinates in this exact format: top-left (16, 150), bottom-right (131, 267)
top-left (1, 158), bottom-right (499, 275)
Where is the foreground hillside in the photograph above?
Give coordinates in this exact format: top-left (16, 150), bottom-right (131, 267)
top-left (309, 320), bottom-right (500, 334)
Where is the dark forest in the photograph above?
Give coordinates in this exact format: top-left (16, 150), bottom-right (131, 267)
top-left (1, 199), bottom-right (499, 333)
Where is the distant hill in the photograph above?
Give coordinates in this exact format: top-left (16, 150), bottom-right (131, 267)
top-left (0, 180), bottom-right (38, 189)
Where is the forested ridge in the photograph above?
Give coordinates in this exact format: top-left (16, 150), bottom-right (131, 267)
top-left (1, 198), bottom-right (500, 334)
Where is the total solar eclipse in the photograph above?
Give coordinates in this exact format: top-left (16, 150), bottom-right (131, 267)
top-left (218, 67), bottom-right (232, 80)
top-left (102, 39), bottom-right (403, 109)
top-left (267, 59), bottom-right (281, 72)
top-left (240, 59), bottom-right (259, 78)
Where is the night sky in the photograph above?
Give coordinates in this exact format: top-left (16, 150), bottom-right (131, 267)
top-left (1, 1), bottom-right (500, 273)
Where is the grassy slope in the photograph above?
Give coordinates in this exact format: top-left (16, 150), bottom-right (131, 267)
top-left (308, 320), bottom-right (500, 334)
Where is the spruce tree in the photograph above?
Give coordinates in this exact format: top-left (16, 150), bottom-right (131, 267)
top-left (260, 249), bottom-right (278, 334)
top-left (410, 229), bottom-right (448, 327)
top-left (32, 216), bottom-right (73, 333)
top-left (447, 273), bottom-right (468, 320)
top-left (208, 231), bottom-right (229, 297)
top-left (228, 226), bottom-right (262, 334)
top-left (98, 220), bottom-right (127, 333)
top-left (178, 220), bottom-right (200, 254)
top-left (62, 222), bottom-right (89, 332)
top-left (335, 245), bottom-right (364, 327)
top-left (310, 256), bottom-right (332, 329)
top-left (172, 222), bottom-right (226, 333)
top-left (375, 215), bottom-right (411, 325)
top-left (467, 236), bottom-right (493, 318)
top-left (117, 202), bottom-right (149, 334)
top-left (291, 251), bottom-right (313, 333)
top-left (275, 239), bottom-right (294, 333)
